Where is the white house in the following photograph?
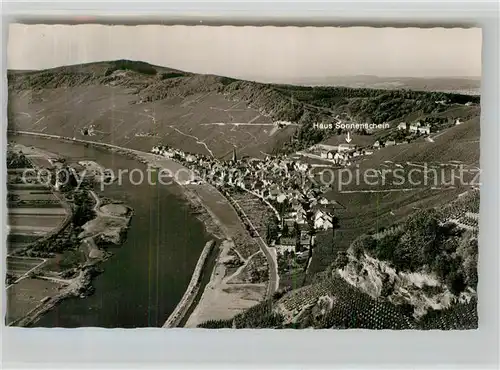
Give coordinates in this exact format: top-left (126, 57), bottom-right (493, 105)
top-left (455, 118), bottom-right (463, 126)
top-left (385, 140), bottom-right (396, 147)
top-left (338, 143), bottom-right (357, 153)
top-left (409, 122), bottom-right (421, 133)
top-left (276, 193), bottom-right (287, 204)
top-left (276, 236), bottom-right (296, 253)
top-left (296, 209), bottom-right (308, 224)
top-left (319, 197), bottom-right (330, 205)
top-left (373, 141), bottom-right (381, 149)
top-left (295, 162), bottom-right (309, 172)
top-left (418, 125), bottom-right (431, 135)
top-left (397, 122), bottom-right (407, 130)
top-left (314, 210), bottom-right (334, 230)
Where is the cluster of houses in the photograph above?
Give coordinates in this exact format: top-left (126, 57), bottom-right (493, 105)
top-left (397, 121), bottom-right (431, 135)
top-left (150, 144), bottom-right (339, 256)
top-left (276, 196), bottom-right (341, 255)
top-left (367, 121), bottom-right (432, 150)
top-left (313, 143), bottom-right (374, 166)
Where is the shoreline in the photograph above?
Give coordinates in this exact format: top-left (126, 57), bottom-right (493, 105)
top-left (9, 189), bottom-right (132, 327)
top-left (8, 130), bottom-right (262, 327)
top-left (163, 240), bottom-right (216, 328)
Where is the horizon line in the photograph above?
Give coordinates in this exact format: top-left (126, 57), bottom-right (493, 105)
top-left (6, 59), bottom-right (482, 82)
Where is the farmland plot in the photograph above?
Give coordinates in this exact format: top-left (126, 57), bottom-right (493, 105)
top-left (9, 190), bottom-right (57, 202)
top-left (28, 156), bottom-right (53, 168)
top-left (8, 225), bottom-right (54, 235)
top-left (8, 214), bottom-right (65, 228)
top-left (6, 278), bottom-right (62, 325)
top-left (7, 256), bottom-right (46, 277)
top-left (7, 234), bottom-right (40, 244)
top-left (8, 207), bottom-right (67, 216)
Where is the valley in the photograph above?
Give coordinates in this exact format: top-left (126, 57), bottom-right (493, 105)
top-left (6, 60), bottom-right (480, 330)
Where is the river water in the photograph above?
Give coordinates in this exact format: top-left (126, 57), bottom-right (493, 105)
top-left (10, 135), bottom-right (211, 328)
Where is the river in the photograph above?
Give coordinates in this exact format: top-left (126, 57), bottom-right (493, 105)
top-left (10, 135), bottom-right (212, 328)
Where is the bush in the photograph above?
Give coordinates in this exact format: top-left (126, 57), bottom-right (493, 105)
top-left (160, 72), bottom-right (185, 80)
top-left (104, 60), bottom-right (157, 76)
top-left (198, 319), bottom-right (233, 328)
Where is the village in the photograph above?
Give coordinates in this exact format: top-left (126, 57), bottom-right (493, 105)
top-left (150, 143), bottom-right (342, 263)
top-left (149, 114), bottom-right (467, 264)
top-left (304, 117), bottom-right (465, 166)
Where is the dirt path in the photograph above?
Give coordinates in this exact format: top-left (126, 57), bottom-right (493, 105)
top-left (184, 240), bottom-right (266, 328)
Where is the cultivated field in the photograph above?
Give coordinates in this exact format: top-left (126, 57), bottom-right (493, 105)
top-left (9, 190), bottom-right (58, 202)
top-left (230, 190), bottom-right (275, 238)
top-left (9, 85), bottom-right (297, 159)
top-left (7, 256), bottom-right (46, 278)
top-left (8, 207), bottom-right (68, 216)
top-left (6, 278), bottom-right (62, 325)
top-left (28, 156), bottom-right (54, 168)
top-left (7, 234), bottom-right (40, 244)
top-left (8, 214), bottom-right (65, 228)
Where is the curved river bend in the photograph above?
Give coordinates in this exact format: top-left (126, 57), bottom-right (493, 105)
top-left (12, 135), bottom-right (211, 328)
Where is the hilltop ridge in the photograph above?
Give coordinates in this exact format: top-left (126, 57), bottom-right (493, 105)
top-left (8, 59), bottom-right (480, 158)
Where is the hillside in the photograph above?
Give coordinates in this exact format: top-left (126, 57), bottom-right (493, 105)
top-left (8, 60), bottom-right (481, 330)
top-left (199, 193), bottom-right (479, 330)
top-left (8, 60), bottom-right (480, 158)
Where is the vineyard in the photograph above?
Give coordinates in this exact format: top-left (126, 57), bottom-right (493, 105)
top-left (229, 190), bottom-right (274, 239)
top-left (198, 273), bottom-right (477, 329)
top-left (198, 299), bottom-right (284, 329)
top-left (278, 276), bottom-right (416, 329)
top-left (438, 190), bottom-right (480, 231)
top-left (197, 318), bottom-right (234, 329)
top-left (233, 300), bottom-right (284, 328)
top-left (418, 297), bottom-right (478, 330)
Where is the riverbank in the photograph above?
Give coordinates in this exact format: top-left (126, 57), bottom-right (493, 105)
top-left (163, 240), bottom-right (216, 328)
top-left (9, 131), bottom-right (271, 327)
top-left (11, 265), bottom-right (100, 327)
top-left (7, 187), bottom-right (133, 327)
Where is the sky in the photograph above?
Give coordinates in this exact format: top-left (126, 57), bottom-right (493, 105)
top-left (8, 24), bottom-right (482, 82)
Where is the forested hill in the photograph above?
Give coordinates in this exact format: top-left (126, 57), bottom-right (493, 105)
top-left (8, 60), bottom-right (480, 156)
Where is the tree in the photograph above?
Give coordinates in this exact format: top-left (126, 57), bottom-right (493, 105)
top-left (333, 251), bottom-right (349, 269)
top-left (446, 271), bottom-right (466, 295)
top-left (266, 217), bottom-right (280, 243)
top-left (349, 235), bottom-right (376, 260)
top-left (463, 254), bottom-right (478, 288)
top-left (72, 191), bottom-right (95, 227)
top-left (282, 223), bottom-right (290, 237)
top-left (395, 210), bottom-right (441, 270)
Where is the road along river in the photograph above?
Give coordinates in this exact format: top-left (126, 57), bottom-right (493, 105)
top-left (10, 134), bottom-right (213, 328)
